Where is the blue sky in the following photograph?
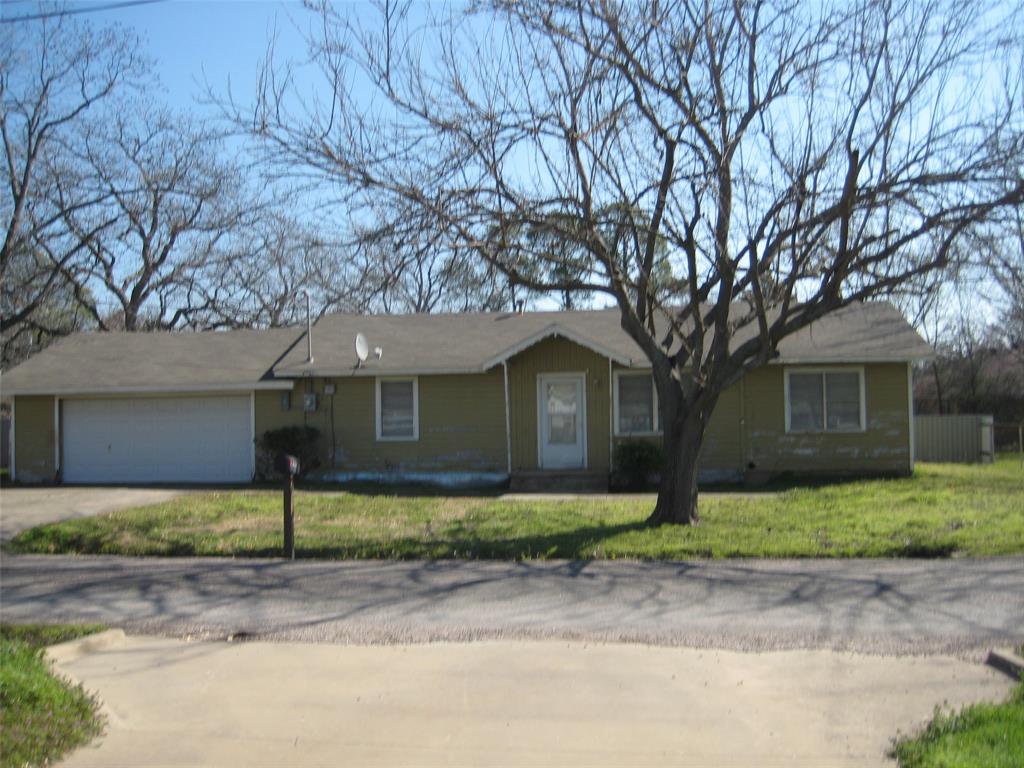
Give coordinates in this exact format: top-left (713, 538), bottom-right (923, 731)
top-left (4, 0), bottom-right (1017, 322)
top-left (15, 1), bottom-right (318, 112)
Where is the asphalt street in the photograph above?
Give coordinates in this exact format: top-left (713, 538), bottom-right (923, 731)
top-left (3, 555), bottom-right (1022, 657)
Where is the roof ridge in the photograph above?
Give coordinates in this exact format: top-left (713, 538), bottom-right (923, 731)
top-left (316, 306), bottom-right (622, 322)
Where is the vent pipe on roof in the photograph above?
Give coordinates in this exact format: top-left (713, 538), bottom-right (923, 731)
top-left (302, 289), bottom-right (314, 364)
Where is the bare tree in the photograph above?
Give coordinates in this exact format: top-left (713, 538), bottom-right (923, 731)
top-left (191, 211), bottom-right (366, 328)
top-left (1, 13), bottom-right (145, 346)
top-left (53, 108), bottom-right (254, 331)
top-left (352, 201), bottom-right (514, 313)
top-left (0, 244), bottom-right (93, 365)
top-left (242, 0), bottom-right (1023, 523)
top-left (976, 210), bottom-right (1024, 347)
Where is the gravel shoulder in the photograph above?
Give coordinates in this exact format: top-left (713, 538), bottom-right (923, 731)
top-left (3, 555), bottom-right (1022, 658)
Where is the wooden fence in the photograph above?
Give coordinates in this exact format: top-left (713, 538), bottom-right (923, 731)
top-left (914, 414), bottom-right (995, 464)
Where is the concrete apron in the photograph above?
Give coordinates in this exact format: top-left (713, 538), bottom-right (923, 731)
top-left (52, 636), bottom-right (1012, 768)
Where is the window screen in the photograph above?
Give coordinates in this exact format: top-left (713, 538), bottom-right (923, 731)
top-left (825, 372), bottom-right (862, 430)
top-left (788, 373), bottom-right (824, 432)
top-left (788, 370), bottom-right (863, 432)
top-left (617, 374), bottom-right (655, 434)
top-left (380, 380), bottom-right (415, 438)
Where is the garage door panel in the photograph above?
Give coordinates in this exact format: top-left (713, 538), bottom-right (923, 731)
top-left (63, 396), bottom-right (252, 483)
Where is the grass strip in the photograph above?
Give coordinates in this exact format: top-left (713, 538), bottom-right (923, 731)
top-left (7, 457), bottom-right (1023, 560)
top-left (0, 624), bottom-right (107, 768)
top-left (893, 682), bottom-right (1024, 768)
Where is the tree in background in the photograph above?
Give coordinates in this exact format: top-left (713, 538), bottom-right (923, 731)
top-left (1, 14), bottom-right (146, 364)
top-left (3, 8), bottom-right (530, 369)
top-left (353, 200), bottom-right (515, 314)
top-left (53, 107), bottom-right (255, 331)
top-left (978, 211), bottom-right (1024, 349)
top-left (913, 217), bottom-right (1024, 436)
top-left (193, 211), bottom-right (366, 329)
top-left (243, 0), bottom-right (1023, 523)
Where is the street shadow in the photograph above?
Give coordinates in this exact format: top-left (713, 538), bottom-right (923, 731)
top-left (4, 553), bottom-right (1022, 654)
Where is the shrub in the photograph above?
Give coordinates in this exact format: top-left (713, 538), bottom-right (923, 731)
top-left (613, 440), bottom-right (663, 490)
top-left (256, 426), bottom-right (321, 480)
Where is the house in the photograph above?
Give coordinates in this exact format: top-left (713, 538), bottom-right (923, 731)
top-left (1, 302), bottom-right (932, 488)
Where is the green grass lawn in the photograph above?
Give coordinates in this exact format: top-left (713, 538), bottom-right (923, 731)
top-left (0, 624), bottom-right (107, 768)
top-left (7, 456), bottom-right (1023, 560)
top-left (893, 681), bottom-right (1024, 768)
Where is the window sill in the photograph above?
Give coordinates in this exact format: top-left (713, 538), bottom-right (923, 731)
top-left (785, 428), bottom-right (866, 435)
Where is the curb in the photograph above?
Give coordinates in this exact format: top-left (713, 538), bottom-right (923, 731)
top-left (985, 648), bottom-right (1024, 681)
top-left (45, 629), bottom-right (127, 666)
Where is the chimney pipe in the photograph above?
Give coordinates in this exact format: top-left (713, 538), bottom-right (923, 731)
top-left (302, 289), bottom-right (314, 364)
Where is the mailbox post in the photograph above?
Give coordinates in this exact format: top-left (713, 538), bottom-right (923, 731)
top-left (274, 453), bottom-right (300, 559)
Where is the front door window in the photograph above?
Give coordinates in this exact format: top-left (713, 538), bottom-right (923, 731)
top-left (546, 381), bottom-right (578, 444)
top-left (539, 374), bottom-right (585, 469)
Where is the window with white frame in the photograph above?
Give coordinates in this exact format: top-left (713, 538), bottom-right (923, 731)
top-left (614, 371), bottom-right (659, 435)
top-left (376, 377), bottom-right (418, 440)
top-left (786, 369), bottom-right (865, 433)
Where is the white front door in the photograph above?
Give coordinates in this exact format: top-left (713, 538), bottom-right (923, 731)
top-left (538, 374), bottom-right (586, 469)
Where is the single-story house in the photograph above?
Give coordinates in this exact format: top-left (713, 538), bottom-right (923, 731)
top-left (1, 302), bottom-right (932, 488)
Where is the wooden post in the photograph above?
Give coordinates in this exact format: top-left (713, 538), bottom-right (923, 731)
top-left (283, 474), bottom-right (295, 560)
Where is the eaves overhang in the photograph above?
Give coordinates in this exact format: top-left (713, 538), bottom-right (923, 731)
top-left (768, 353), bottom-right (935, 365)
top-left (3, 381), bottom-right (296, 397)
top-left (481, 323), bottom-right (634, 369)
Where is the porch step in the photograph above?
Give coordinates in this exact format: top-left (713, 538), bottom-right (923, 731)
top-left (509, 470), bottom-right (609, 493)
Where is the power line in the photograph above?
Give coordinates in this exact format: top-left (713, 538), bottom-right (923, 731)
top-left (1, 0), bottom-right (167, 24)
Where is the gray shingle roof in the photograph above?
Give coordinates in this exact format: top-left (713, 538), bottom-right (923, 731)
top-left (766, 302), bottom-right (934, 364)
top-left (2, 328), bottom-right (302, 395)
top-left (273, 308), bottom-right (642, 376)
top-left (2, 302), bottom-right (931, 395)
top-left (274, 301), bottom-right (932, 376)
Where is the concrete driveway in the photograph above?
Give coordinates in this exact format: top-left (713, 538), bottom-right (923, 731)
top-left (0, 487), bottom-right (184, 542)
top-left (50, 634), bottom-right (1013, 767)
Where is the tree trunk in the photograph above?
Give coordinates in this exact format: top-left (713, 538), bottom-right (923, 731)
top-left (647, 408), bottom-right (707, 526)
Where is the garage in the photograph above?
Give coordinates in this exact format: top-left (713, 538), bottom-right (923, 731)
top-left (61, 395), bottom-right (253, 484)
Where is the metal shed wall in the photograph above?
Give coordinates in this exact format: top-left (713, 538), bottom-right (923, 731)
top-left (914, 414), bottom-right (995, 463)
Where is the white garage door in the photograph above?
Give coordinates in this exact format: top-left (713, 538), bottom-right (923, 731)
top-left (62, 396), bottom-right (252, 483)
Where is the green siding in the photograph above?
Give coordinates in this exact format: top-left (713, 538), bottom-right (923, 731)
top-left (743, 363), bottom-right (911, 475)
top-left (13, 395), bottom-right (55, 482)
top-left (254, 372), bottom-right (507, 474)
top-left (252, 356), bottom-right (909, 480)
top-left (506, 337), bottom-right (612, 473)
top-left (609, 371), bottom-right (744, 476)
top-left (609, 363), bottom-right (910, 478)
top-left (14, 358), bottom-right (911, 485)
top-left (701, 382), bottom-right (743, 470)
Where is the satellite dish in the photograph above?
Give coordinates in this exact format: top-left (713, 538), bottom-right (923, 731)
top-left (355, 333), bottom-right (369, 364)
